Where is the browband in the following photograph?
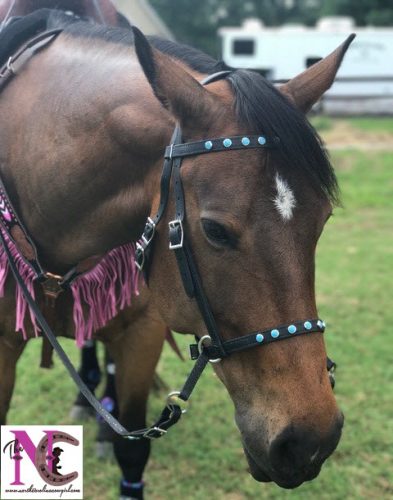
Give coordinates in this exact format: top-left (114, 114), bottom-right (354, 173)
top-left (165, 134), bottom-right (280, 159)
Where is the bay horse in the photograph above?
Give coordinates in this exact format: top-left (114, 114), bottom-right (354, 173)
top-left (0, 6), bottom-right (354, 497)
top-left (0, 3), bottom-right (170, 499)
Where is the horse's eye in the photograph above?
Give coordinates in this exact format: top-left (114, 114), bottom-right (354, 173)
top-left (201, 219), bottom-right (236, 248)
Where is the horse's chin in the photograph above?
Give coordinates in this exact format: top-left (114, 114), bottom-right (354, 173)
top-left (244, 446), bottom-right (321, 489)
top-left (244, 447), bottom-right (272, 483)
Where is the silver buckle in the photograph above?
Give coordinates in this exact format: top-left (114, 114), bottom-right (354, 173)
top-left (168, 219), bottom-right (184, 250)
top-left (198, 335), bottom-right (222, 364)
top-left (141, 217), bottom-right (156, 245)
top-left (134, 242), bottom-right (145, 271)
top-left (142, 426), bottom-right (167, 440)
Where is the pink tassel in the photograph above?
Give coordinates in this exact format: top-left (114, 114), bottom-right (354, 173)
top-left (0, 230), bottom-right (40, 339)
top-left (0, 229), bottom-right (140, 345)
top-left (70, 243), bottom-right (140, 347)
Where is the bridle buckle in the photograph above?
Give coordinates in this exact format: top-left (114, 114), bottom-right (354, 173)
top-left (135, 242), bottom-right (145, 271)
top-left (141, 217), bottom-right (156, 246)
top-left (168, 219), bottom-right (184, 250)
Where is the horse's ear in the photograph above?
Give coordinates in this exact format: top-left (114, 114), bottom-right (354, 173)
top-left (280, 34), bottom-right (355, 113)
top-left (132, 27), bottom-right (218, 133)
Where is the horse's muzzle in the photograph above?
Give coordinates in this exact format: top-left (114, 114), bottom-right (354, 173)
top-left (242, 411), bottom-right (344, 488)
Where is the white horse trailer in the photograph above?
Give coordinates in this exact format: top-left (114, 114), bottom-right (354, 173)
top-left (219, 17), bottom-right (393, 115)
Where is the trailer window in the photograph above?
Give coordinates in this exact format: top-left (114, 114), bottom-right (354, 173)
top-left (306, 57), bottom-right (322, 68)
top-left (233, 39), bottom-right (255, 55)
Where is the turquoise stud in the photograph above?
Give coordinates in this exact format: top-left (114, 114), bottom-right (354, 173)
top-left (258, 136), bottom-right (266, 145)
top-left (205, 140), bottom-right (213, 150)
top-left (241, 137), bottom-right (250, 146)
top-left (304, 321), bottom-right (312, 330)
top-left (288, 325), bottom-right (297, 334)
top-left (271, 329), bottom-right (280, 339)
top-left (223, 138), bottom-right (232, 148)
top-left (256, 333), bottom-right (264, 343)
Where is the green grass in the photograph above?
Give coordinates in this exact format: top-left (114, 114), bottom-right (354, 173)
top-left (6, 147), bottom-right (393, 499)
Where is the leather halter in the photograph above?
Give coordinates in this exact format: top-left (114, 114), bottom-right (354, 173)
top-left (0, 36), bottom-right (336, 440)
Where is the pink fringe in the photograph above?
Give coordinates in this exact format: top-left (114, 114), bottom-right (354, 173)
top-left (0, 231), bottom-right (40, 339)
top-left (71, 243), bottom-right (140, 346)
top-left (0, 230), bottom-right (140, 346)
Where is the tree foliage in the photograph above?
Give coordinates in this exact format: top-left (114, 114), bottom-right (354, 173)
top-left (149, 0), bottom-right (393, 56)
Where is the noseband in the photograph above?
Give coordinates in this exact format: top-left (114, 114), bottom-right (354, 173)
top-left (0, 39), bottom-right (335, 441)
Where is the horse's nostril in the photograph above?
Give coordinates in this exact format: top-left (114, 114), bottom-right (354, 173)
top-left (269, 419), bottom-right (342, 479)
top-left (269, 429), bottom-right (313, 472)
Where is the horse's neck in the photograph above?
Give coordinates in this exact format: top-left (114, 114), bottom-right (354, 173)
top-left (0, 36), bottom-right (175, 272)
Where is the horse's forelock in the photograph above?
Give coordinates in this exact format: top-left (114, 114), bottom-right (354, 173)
top-left (227, 70), bottom-right (339, 204)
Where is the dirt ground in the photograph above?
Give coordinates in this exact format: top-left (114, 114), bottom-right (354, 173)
top-left (318, 120), bottom-right (393, 150)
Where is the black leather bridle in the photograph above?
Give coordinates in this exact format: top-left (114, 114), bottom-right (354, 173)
top-left (0, 39), bottom-right (335, 440)
top-left (129, 71), bottom-right (335, 437)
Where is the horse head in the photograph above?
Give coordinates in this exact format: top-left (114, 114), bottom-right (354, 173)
top-left (0, 13), bottom-right (354, 487)
top-left (133, 30), bottom-right (354, 488)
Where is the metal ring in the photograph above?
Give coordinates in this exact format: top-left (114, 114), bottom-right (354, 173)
top-left (197, 335), bottom-right (222, 364)
top-left (166, 391), bottom-right (188, 414)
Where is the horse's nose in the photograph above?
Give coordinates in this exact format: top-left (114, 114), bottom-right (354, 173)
top-left (268, 413), bottom-right (344, 484)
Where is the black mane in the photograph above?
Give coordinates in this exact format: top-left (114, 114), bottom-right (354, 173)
top-left (227, 70), bottom-right (338, 203)
top-left (23, 10), bottom-right (337, 203)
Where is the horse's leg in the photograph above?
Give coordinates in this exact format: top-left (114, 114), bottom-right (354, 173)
top-left (70, 340), bottom-right (102, 420)
top-left (0, 335), bottom-right (26, 424)
top-left (103, 308), bottom-right (167, 500)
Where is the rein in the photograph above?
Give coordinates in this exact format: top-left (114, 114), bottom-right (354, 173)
top-left (0, 34), bottom-right (336, 441)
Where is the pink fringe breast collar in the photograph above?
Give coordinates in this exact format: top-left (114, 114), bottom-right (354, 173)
top-left (0, 231), bottom-right (140, 347)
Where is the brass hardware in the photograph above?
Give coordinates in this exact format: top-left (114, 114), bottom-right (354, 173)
top-left (41, 273), bottom-right (64, 306)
